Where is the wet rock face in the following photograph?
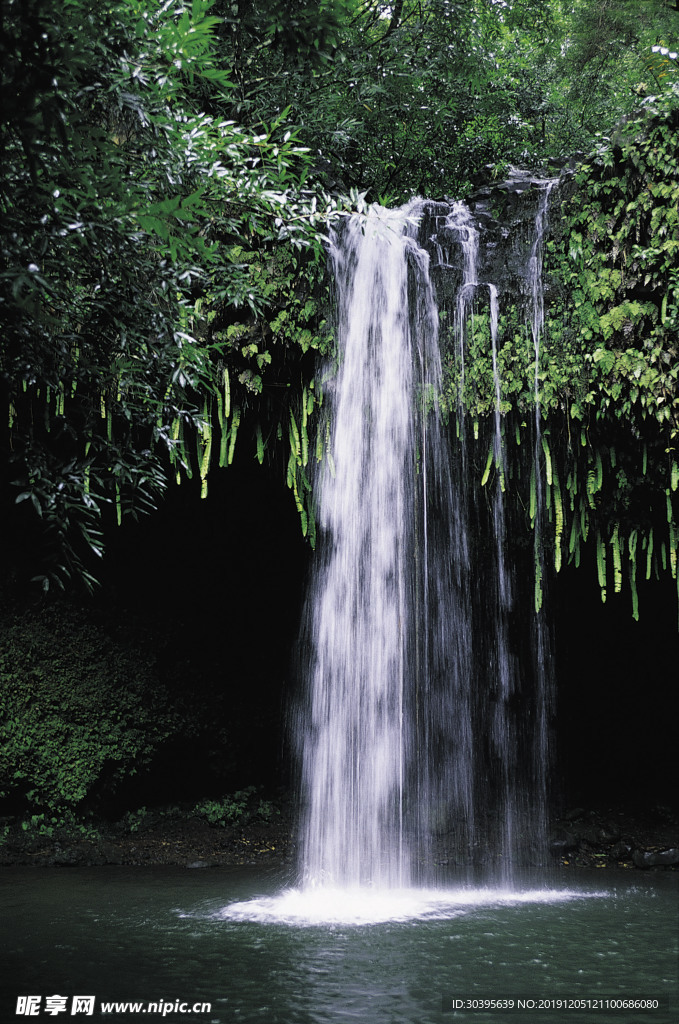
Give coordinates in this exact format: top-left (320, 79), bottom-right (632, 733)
top-left (549, 807), bottom-right (679, 870)
top-left (419, 167), bottom-right (562, 313)
top-left (632, 847), bottom-right (679, 868)
top-left (549, 832), bottom-right (579, 857)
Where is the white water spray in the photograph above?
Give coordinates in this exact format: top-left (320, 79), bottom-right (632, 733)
top-left (296, 205), bottom-right (419, 888)
top-left (295, 202), bottom-right (472, 888)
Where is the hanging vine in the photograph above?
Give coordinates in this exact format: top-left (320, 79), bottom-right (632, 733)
top-left (153, 241), bottom-right (334, 551)
top-left (440, 90), bottom-right (679, 621)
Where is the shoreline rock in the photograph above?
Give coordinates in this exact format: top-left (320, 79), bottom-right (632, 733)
top-left (549, 806), bottom-right (679, 871)
top-left (1, 805), bottom-right (676, 871)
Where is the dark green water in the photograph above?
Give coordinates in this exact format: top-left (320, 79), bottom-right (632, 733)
top-left (1, 867), bottom-right (676, 1023)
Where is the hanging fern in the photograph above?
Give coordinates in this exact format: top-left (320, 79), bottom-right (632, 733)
top-left (596, 530), bottom-right (607, 603)
top-left (629, 529), bottom-right (639, 621)
top-left (552, 463), bottom-right (563, 573)
top-left (227, 406), bottom-right (241, 466)
top-left (611, 522), bottom-right (622, 594)
top-left (481, 444), bottom-right (494, 488)
top-left (255, 422), bottom-right (264, 465)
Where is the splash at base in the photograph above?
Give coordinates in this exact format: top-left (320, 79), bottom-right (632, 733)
top-left (218, 886), bottom-right (606, 928)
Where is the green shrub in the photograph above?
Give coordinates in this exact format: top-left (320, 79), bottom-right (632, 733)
top-left (192, 788), bottom-right (278, 827)
top-left (18, 809), bottom-right (100, 840)
top-left (0, 603), bottom-right (177, 817)
top-left (120, 807), bottom-right (149, 833)
top-left (119, 804), bottom-right (182, 832)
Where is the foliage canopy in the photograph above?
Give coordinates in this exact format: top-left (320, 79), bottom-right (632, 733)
top-left (2, 0), bottom-right (679, 609)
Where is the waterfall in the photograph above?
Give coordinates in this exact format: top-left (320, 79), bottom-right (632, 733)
top-left (530, 182), bottom-right (556, 613)
top-left (296, 182), bottom-right (556, 891)
top-left (296, 204), bottom-right (418, 888)
top-left (487, 281), bottom-right (518, 881)
top-left (528, 181), bottom-right (557, 857)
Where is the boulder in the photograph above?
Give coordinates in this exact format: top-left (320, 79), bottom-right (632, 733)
top-left (632, 847), bottom-right (679, 868)
top-left (549, 832), bottom-right (578, 857)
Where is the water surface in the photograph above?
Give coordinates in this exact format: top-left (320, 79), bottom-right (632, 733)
top-left (1, 867), bottom-right (676, 1023)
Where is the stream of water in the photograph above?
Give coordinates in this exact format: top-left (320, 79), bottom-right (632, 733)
top-left (294, 201), bottom-right (478, 889)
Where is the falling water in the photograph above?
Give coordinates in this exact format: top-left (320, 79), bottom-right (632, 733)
top-left (528, 181), bottom-right (557, 850)
top-left (296, 204), bottom-right (419, 888)
top-left (296, 181), bottom-right (557, 893)
top-left (447, 201), bottom-right (479, 410)
top-left (486, 281), bottom-right (518, 881)
top-left (441, 204), bottom-right (518, 875)
top-left (530, 181), bottom-right (555, 613)
top-left (296, 202), bottom-right (474, 888)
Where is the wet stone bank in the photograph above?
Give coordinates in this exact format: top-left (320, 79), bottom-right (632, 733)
top-left (1, 805), bottom-right (677, 871)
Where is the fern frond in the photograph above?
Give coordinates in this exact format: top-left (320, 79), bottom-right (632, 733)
top-left (553, 465), bottom-right (563, 572)
top-left (256, 422), bottom-right (264, 465)
top-left (541, 434), bottom-right (552, 486)
top-left (227, 406), bottom-right (240, 465)
top-left (481, 444), bottom-right (494, 487)
top-left (223, 367), bottom-right (231, 419)
top-left (646, 527), bottom-right (654, 581)
top-left (611, 522), bottom-right (622, 593)
top-left (289, 411), bottom-right (301, 464)
top-left (596, 530), bottom-right (607, 603)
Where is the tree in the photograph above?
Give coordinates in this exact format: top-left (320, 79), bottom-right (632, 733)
top-left (216, 0), bottom-right (568, 199)
top-left (0, 0), bottom-right (335, 590)
top-left (552, 0), bottom-right (679, 149)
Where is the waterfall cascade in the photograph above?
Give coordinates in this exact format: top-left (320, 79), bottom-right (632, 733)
top-left (296, 178), bottom-right (558, 890)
